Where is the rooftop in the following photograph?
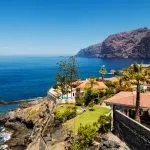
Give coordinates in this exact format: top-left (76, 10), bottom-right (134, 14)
top-left (105, 91), bottom-right (150, 108)
top-left (76, 80), bottom-right (107, 90)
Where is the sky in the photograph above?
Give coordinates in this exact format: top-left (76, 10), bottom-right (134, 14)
top-left (0, 0), bottom-right (150, 56)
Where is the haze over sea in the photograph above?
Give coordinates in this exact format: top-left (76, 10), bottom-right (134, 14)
top-left (0, 56), bottom-right (150, 112)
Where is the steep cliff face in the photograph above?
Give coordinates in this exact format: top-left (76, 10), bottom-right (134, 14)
top-left (77, 28), bottom-right (150, 58)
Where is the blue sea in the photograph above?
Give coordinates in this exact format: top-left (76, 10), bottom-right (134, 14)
top-left (0, 56), bottom-right (150, 112)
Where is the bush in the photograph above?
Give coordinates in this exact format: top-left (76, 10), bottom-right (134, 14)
top-left (75, 97), bottom-right (84, 106)
top-left (70, 143), bottom-right (81, 150)
top-left (94, 115), bottom-right (111, 134)
top-left (104, 80), bottom-right (116, 88)
top-left (64, 106), bottom-right (77, 120)
top-left (88, 100), bottom-right (94, 111)
top-left (95, 98), bottom-right (103, 105)
top-left (77, 124), bottom-right (97, 148)
top-left (54, 106), bottom-right (77, 122)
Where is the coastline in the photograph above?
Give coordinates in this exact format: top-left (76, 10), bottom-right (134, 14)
top-left (0, 97), bottom-right (46, 149)
top-left (0, 97), bottom-right (44, 113)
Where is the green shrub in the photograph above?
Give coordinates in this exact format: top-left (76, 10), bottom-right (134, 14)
top-left (95, 98), bottom-right (103, 105)
top-left (104, 80), bottom-right (116, 88)
top-left (75, 97), bottom-right (84, 106)
top-left (70, 143), bottom-right (81, 150)
top-left (88, 100), bottom-right (94, 111)
top-left (64, 106), bottom-right (77, 120)
top-left (77, 124), bottom-right (97, 148)
top-left (94, 115), bottom-right (111, 134)
top-left (54, 106), bottom-right (77, 122)
top-left (54, 109), bottom-right (64, 122)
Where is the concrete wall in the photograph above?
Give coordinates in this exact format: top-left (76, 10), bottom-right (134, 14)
top-left (114, 110), bottom-right (150, 150)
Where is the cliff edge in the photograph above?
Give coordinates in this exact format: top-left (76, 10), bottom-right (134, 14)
top-left (77, 27), bottom-right (150, 58)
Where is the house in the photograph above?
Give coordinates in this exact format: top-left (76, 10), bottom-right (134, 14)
top-left (105, 91), bottom-right (150, 108)
top-left (48, 87), bottom-right (76, 103)
top-left (76, 79), bottom-right (107, 91)
top-left (48, 79), bottom-right (107, 104)
top-left (104, 91), bottom-right (150, 119)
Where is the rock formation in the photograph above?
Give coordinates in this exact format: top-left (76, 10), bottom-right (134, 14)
top-left (77, 27), bottom-right (150, 58)
top-left (1, 97), bottom-right (57, 150)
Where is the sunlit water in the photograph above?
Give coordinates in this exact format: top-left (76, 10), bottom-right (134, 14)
top-left (0, 56), bottom-right (150, 112)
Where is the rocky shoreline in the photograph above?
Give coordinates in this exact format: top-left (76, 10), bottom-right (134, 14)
top-left (0, 97), bottom-right (55, 150)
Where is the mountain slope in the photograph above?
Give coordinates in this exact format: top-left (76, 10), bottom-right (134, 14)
top-left (76, 28), bottom-right (150, 58)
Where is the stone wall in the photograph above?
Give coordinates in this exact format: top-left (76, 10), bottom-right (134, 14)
top-left (114, 110), bottom-right (150, 150)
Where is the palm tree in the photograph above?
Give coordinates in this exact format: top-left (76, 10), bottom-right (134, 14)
top-left (88, 78), bottom-right (97, 88)
top-left (99, 65), bottom-right (107, 81)
top-left (122, 63), bottom-right (149, 122)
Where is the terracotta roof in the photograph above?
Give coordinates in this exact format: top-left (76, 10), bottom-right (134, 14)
top-left (72, 80), bottom-right (83, 87)
top-left (105, 91), bottom-right (150, 108)
top-left (76, 80), bottom-right (107, 90)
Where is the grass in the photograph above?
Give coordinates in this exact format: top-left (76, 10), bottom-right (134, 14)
top-left (55, 104), bottom-right (81, 114)
top-left (63, 105), bottom-right (110, 133)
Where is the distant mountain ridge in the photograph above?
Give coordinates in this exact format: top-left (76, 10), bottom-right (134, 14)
top-left (76, 27), bottom-right (150, 58)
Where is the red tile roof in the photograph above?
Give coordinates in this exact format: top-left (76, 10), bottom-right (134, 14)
top-left (105, 91), bottom-right (150, 108)
top-left (76, 80), bottom-right (107, 90)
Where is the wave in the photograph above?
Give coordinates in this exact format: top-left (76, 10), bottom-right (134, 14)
top-left (0, 126), bottom-right (12, 150)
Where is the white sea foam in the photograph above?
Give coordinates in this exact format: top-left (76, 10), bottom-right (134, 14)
top-left (0, 145), bottom-right (8, 150)
top-left (1, 131), bottom-right (12, 142)
top-left (0, 127), bottom-right (12, 149)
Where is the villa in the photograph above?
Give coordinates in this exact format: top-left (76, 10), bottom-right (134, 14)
top-left (105, 91), bottom-right (150, 124)
top-left (76, 79), bottom-right (107, 90)
top-left (48, 79), bottom-right (107, 104)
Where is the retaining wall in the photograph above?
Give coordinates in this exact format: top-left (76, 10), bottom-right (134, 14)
top-left (114, 110), bottom-right (150, 150)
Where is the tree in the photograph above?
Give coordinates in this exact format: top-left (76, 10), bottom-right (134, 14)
top-left (84, 88), bottom-right (93, 106)
top-left (99, 65), bottom-right (107, 81)
top-left (56, 59), bottom-right (69, 98)
top-left (56, 74), bottom-right (66, 98)
top-left (122, 63), bottom-right (149, 122)
top-left (67, 56), bottom-right (79, 98)
top-left (88, 77), bottom-right (96, 88)
top-left (56, 56), bottom-right (79, 98)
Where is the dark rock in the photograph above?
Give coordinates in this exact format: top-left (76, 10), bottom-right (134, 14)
top-left (77, 27), bottom-right (150, 58)
top-left (95, 134), bottom-right (121, 150)
top-left (5, 121), bottom-right (27, 131)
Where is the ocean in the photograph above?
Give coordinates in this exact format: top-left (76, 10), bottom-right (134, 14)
top-left (0, 56), bottom-right (150, 112)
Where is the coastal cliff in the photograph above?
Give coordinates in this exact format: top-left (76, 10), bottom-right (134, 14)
top-left (77, 27), bottom-right (150, 58)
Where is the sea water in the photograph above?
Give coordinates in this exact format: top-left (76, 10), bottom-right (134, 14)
top-left (0, 56), bottom-right (150, 112)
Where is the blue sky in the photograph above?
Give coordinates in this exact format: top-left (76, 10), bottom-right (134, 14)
top-left (0, 0), bottom-right (150, 56)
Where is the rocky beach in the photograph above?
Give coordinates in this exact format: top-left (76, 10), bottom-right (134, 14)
top-left (0, 97), bottom-right (56, 150)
